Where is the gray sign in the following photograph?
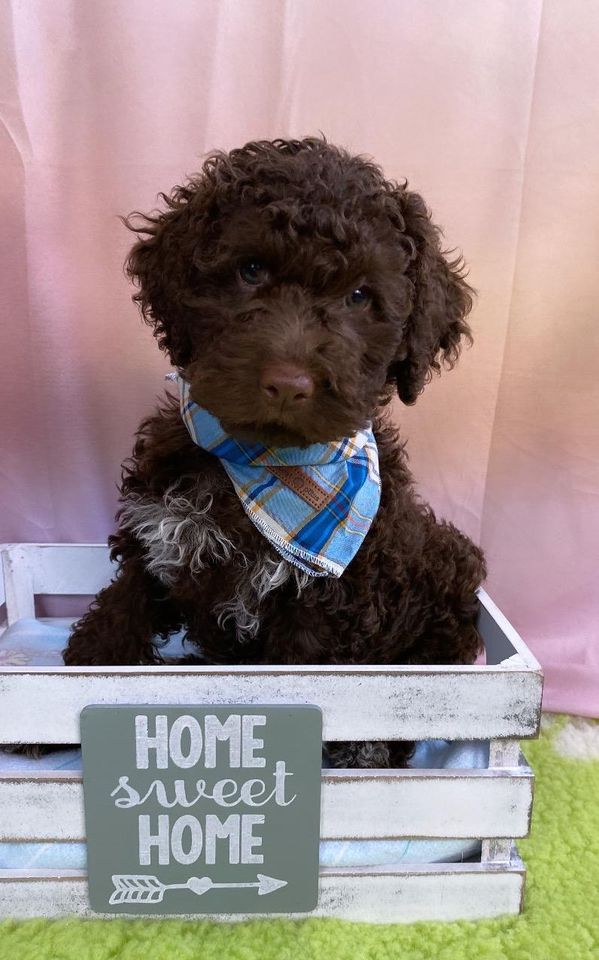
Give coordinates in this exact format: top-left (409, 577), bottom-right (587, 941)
top-left (81, 704), bottom-right (322, 915)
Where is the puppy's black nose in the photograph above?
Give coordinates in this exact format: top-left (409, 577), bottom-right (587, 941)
top-left (260, 364), bottom-right (314, 404)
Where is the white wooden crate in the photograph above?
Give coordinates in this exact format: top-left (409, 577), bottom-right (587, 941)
top-left (0, 543), bottom-right (542, 923)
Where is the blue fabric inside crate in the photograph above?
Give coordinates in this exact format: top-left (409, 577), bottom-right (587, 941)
top-left (0, 617), bottom-right (489, 868)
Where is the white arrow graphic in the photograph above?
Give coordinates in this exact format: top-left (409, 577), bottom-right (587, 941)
top-left (109, 873), bottom-right (288, 905)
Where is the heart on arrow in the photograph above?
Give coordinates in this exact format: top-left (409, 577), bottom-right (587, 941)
top-left (186, 876), bottom-right (213, 896)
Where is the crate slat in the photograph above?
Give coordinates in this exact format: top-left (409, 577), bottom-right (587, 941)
top-left (0, 664), bottom-right (542, 743)
top-left (2, 544), bottom-right (113, 603)
top-left (1, 547), bottom-right (35, 623)
top-left (0, 762), bottom-right (534, 842)
top-left (0, 859), bottom-right (525, 922)
top-left (323, 767), bottom-right (533, 839)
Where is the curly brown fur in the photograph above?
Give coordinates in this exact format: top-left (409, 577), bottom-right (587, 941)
top-left (63, 138), bottom-right (486, 768)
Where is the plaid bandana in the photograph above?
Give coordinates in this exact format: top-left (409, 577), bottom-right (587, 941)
top-left (175, 375), bottom-right (381, 577)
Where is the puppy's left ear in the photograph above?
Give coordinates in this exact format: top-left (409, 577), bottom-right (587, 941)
top-left (387, 188), bottom-right (474, 405)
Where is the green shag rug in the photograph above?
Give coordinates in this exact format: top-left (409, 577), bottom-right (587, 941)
top-left (2, 714), bottom-right (598, 960)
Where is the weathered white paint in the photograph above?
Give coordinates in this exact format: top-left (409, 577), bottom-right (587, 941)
top-left (488, 738), bottom-right (522, 769)
top-left (481, 838), bottom-right (514, 864)
top-left (0, 763), bottom-right (534, 842)
top-left (1, 546), bottom-right (36, 623)
top-left (0, 665), bottom-right (543, 744)
top-left (0, 776), bottom-right (83, 841)
top-left (322, 767), bottom-right (533, 840)
top-left (1, 544), bottom-right (114, 624)
top-left (0, 858), bottom-right (525, 922)
top-left (481, 740), bottom-right (528, 864)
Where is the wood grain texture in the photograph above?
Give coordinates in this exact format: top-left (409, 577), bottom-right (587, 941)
top-left (0, 665), bottom-right (543, 743)
top-left (0, 762), bottom-right (534, 841)
top-left (1, 545), bottom-right (113, 615)
top-left (0, 858), bottom-right (525, 922)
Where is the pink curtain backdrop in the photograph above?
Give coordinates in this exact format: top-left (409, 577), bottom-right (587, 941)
top-left (1, 1), bottom-right (598, 715)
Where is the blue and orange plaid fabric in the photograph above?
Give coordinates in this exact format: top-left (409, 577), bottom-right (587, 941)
top-left (176, 376), bottom-right (381, 577)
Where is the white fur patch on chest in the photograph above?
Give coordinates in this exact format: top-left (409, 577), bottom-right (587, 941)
top-left (214, 555), bottom-right (310, 642)
top-left (119, 481), bottom-right (235, 586)
top-left (119, 481), bottom-right (309, 641)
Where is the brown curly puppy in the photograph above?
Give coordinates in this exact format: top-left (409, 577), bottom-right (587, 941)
top-left (63, 137), bottom-right (486, 768)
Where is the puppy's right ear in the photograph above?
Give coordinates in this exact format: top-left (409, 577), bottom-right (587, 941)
top-left (123, 177), bottom-right (214, 367)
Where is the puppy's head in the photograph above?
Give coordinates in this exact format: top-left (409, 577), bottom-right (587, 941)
top-left (125, 138), bottom-right (473, 445)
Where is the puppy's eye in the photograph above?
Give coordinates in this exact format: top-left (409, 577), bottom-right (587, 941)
top-left (347, 287), bottom-right (371, 307)
top-left (239, 260), bottom-right (270, 286)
